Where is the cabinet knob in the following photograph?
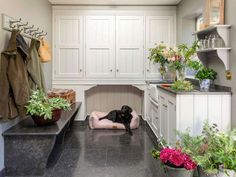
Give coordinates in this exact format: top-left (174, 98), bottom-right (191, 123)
top-left (80, 69), bottom-right (83, 72)
top-left (110, 69), bottom-right (113, 72)
top-left (117, 69), bottom-right (119, 72)
top-left (162, 104), bottom-right (168, 108)
top-left (147, 69), bottom-right (150, 72)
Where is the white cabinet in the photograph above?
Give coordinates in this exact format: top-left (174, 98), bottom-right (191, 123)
top-left (157, 88), bottom-right (231, 144)
top-left (150, 98), bottom-right (160, 136)
top-left (145, 16), bottom-right (175, 79)
top-left (52, 9), bottom-right (177, 82)
top-left (159, 91), bottom-right (176, 143)
top-left (54, 15), bottom-right (84, 79)
top-left (85, 16), bottom-right (115, 78)
top-left (116, 16), bottom-right (144, 78)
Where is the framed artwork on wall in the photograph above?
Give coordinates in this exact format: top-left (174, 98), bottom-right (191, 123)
top-left (205, 0), bottom-right (225, 26)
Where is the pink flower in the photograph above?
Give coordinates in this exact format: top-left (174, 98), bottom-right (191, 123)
top-left (159, 148), bottom-right (197, 170)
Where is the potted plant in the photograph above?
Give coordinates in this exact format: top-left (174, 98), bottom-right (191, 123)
top-left (151, 139), bottom-right (197, 177)
top-left (195, 67), bottom-right (217, 91)
top-left (177, 123), bottom-right (236, 177)
top-left (25, 90), bottom-right (71, 126)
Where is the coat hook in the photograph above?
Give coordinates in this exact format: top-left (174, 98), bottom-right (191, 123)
top-left (29, 27), bottom-right (39, 36)
top-left (24, 25), bottom-right (34, 33)
top-left (9, 18), bottom-right (22, 29)
top-left (35, 30), bottom-right (44, 37)
top-left (17, 22), bottom-right (28, 29)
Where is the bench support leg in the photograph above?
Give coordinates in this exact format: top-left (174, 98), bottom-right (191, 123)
top-left (4, 135), bottom-right (56, 176)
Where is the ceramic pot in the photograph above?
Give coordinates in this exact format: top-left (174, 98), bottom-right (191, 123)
top-left (198, 167), bottom-right (236, 177)
top-left (176, 67), bottom-right (186, 81)
top-left (164, 165), bottom-right (194, 177)
top-left (199, 79), bottom-right (212, 91)
top-left (32, 109), bottom-right (62, 126)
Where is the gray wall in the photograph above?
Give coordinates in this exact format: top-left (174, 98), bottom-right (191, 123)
top-left (0, 0), bottom-right (52, 172)
top-left (177, 0), bottom-right (236, 128)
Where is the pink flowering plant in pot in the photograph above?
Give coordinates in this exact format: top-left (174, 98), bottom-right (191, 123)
top-left (151, 138), bottom-right (197, 177)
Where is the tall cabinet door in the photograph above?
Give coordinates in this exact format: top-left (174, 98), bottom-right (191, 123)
top-left (116, 16), bottom-right (144, 78)
top-left (54, 16), bottom-right (84, 79)
top-left (85, 16), bottom-right (115, 78)
top-left (146, 16), bottom-right (175, 79)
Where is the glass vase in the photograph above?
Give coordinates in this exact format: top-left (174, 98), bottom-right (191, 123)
top-left (159, 65), bottom-right (168, 81)
top-left (176, 67), bottom-right (186, 81)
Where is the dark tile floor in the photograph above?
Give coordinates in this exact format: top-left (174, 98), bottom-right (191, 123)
top-left (7, 122), bottom-right (166, 177)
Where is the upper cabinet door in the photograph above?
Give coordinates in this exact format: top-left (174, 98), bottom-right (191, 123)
top-left (54, 15), bottom-right (84, 79)
top-left (85, 16), bottom-right (115, 78)
top-left (146, 16), bottom-right (175, 79)
top-left (116, 16), bottom-right (144, 78)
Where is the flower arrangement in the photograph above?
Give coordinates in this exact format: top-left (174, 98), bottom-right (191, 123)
top-left (148, 43), bottom-right (170, 78)
top-left (152, 148), bottom-right (197, 170)
top-left (148, 42), bottom-right (199, 81)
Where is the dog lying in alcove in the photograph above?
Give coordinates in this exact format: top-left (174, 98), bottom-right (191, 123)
top-left (98, 105), bottom-right (133, 135)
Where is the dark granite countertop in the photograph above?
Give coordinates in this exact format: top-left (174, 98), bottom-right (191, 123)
top-left (156, 84), bottom-right (231, 95)
top-left (147, 79), bottom-right (231, 95)
top-left (3, 102), bottom-right (81, 136)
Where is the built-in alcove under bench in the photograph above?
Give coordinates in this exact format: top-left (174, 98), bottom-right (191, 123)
top-left (3, 102), bottom-right (81, 176)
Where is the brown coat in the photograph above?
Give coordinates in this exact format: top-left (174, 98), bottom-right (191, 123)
top-left (0, 30), bottom-right (30, 120)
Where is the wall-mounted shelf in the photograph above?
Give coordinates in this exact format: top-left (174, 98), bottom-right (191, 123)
top-left (194, 25), bottom-right (232, 80)
top-left (194, 25), bottom-right (231, 47)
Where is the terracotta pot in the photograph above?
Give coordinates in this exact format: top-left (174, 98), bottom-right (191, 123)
top-left (32, 109), bottom-right (62, 126)
top-left (164, 165), bottom-right (194, 177)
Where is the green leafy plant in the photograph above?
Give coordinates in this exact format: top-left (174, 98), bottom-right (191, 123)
top-left (25, 90), bottom-right (71, 120)
top-left (168, 41), bottom-right (199, 71)
top-left (171, 80), bottom-right (194, 92)
top-left (177, 123), bottom-right (236, 175)
top-left (195, 67), bottom-right (217, 81)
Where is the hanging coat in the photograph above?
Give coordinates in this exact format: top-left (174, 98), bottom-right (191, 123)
top-left (27, 38), bottom-right (46, 92)
top-left (0, 30), bottom-right (30, 120)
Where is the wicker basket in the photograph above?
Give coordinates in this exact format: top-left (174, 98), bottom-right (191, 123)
top-left (47, 89), bottom-right (76, 104)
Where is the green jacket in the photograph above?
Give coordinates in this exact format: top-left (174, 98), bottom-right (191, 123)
top-left (28, 38), bottom-right (46, 92)
top-left (0, 30), bottom-right (30, 120)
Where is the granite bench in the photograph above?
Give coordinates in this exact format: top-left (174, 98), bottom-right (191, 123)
top-left (3, 102), bottom-right (81, 176)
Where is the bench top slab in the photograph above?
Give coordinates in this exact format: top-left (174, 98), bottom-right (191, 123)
top-left (3, 102), bottom-right (81, 136)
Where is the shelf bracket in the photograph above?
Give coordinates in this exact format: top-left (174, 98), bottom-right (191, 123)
top-left (216, 27), bottom-right (231, 47)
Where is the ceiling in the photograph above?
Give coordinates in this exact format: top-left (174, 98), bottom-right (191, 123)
top-left (48, 0), bottom-right (182, 5)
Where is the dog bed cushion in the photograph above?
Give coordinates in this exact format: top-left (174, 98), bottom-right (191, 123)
top-left (89, 110), bottom-right (140, 130)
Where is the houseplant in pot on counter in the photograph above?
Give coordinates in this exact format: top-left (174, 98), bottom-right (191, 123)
top-left (25, 90), bottom-right (71, 126)
top-left (195, 67), bottom-right (217, 91)
top-left (151, 139), bottom-right (197, 177)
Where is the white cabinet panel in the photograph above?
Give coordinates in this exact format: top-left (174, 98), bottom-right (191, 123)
top-left (193, 95), bottom-right (208, 135)
top-left (85, 16), bottom-right (115, 78)
top-left (146, 16), bottom-right (175, 79)
top-left (150, 99), bottom-right (160, 136)
top-left (54, 16), bottom-right (83, 79)
top-left (116, 16), bottom-right (144, 78)
top-left (58, 49), bottom-right (81, 75)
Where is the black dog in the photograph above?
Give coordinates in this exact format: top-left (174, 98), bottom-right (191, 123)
top-left (99, 105), bottom-right (133, 135)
